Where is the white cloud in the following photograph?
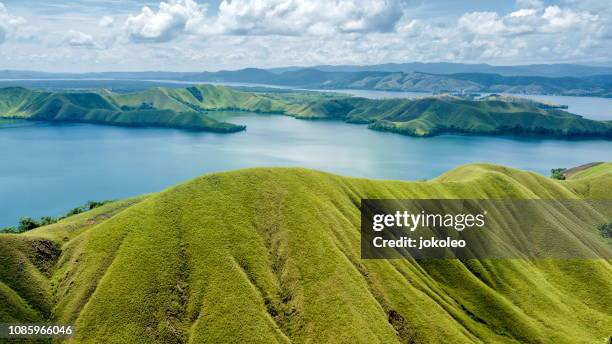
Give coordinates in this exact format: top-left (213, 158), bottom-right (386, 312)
top-left (0, 2), bottom-right (27, 44)
top-left (63, 30), bottom-right (95, 47)
top-left (122, 0), bottom-right (404, 40)
top-left (541, 5), bottom-right (597, 31)
top-left (99, 16), bottom-right (115, 28)
top-left (509, 9), bottom-right (537, 18)
top-left (209, 0), bottom-right (404, 36)
top-left (0, 0), bottom-right (610, 71)
top-left (458, 5), bottom-right (598, 37)
top-left (124, 0), bottom-right (206, 42)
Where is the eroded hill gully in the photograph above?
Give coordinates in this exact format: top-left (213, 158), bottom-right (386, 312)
top-left (249, 181), bottom-right (299, 342)
top-left (150, 199), bottom-right (192, 344)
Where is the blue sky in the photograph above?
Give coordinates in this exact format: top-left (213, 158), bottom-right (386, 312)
top-left (0, 0), bottom-right (610, 72)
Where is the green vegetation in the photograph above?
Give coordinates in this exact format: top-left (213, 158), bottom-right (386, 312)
top-left (0, 201), bottom-right (113, 234)
top-left (0, 85), bottom-right (266, 133)
top-left (550, 168), bottom-right (566, 180)
top-left (598, 223), bottom-right (612, 238)
top-left (1, 163), bottom-right (611, 343)
top-left (2, 85), bottom-right (612, 138)
top-left (288, 95), bottom-right (612, 137)
top-left (565, 162), bottom-right (610, 179)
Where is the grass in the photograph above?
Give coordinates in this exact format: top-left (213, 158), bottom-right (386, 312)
top-left (566, 162), bottom-right (612, 179)
top-left (282, 95), bottom-right (612, 138)
top-left (0, 164), bottom-right (611, 343)
top-left (0, 86), bottom-right (258, 133)
top-left (2, 85), bottom-right (612, 138)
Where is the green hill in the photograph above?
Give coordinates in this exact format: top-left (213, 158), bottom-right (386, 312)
top-left (1, 85), bottom-right (611, 138)
top-left (289, 95), bottom-right (612, 137)
top-left (0, 86), bottom-right (277, 133)
top-left (1, 163), bottom-right (611, 343)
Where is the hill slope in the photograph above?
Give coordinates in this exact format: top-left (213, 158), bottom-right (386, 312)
top-left (2, 85), bottom-right (611, 138)
top-left (181, 69), bottom-right (612, 97)
top-left (0, 85), bottom-right (283, 133)
top-left (289, 95), bottom-right (612, 137)
top-left (1, 163), bottom-right (611, 343)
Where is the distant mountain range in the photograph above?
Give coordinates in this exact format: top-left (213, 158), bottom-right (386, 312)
top-left (267, 62), bottom-right (612, 77)
top-left (2, 62), bottom-right (612, 98)
top-left (172, 68), bottom-right (612, 97)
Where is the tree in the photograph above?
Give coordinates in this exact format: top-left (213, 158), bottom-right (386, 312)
top-left (550, 168), bottom-right (566, 180)
top-left (40, 216), bottom-right (57, 226)
top-left (18, 217), bottom-right (40, 232)
top-left (0, 226), bottom-right (18, 233)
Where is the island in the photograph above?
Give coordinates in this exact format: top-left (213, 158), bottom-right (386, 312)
top-left (1, 85), bottom-right (611, 138)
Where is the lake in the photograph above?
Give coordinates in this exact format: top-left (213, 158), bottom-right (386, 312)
top-left (1, 114), bottom-right (612, 226)
top-left (498, 94), bottom-right (612, 121)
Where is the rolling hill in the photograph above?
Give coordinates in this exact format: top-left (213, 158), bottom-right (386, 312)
top-left (287, 94), bottom-right (612, 137)
top-left (178, 69), bottom-right (612, 97)
top-left (1, 85), bottom-right (612, 138)
top-left (2, 66), bottom-right (612, 97)
top-left (0, 85), bottom-right (290, 133)
top-left (1, 163), bottom-right (611, 343)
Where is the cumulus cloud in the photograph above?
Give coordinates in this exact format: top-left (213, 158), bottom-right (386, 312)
top-left (0, 2), bottom-right (27, 44)
top-left (123, 0), bottom-right (404, 41)
top-left (509, 9), bottom-right (537, 18)
top-left (209, 0), bottom-right (404, 36)
top-left (124, 0), bottom-right (205, 42)
top-left (63, 30), bottom-right (95, 47)
top-left (458, 5), bottom-right (597, 37)
top-left (1, 0), bottom-right (611, 71)
top-left (541, 5), bottom-right (597, 31)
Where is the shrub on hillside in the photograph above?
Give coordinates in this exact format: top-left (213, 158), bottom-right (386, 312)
top-left (0, 200), bottom-right (112, 233)
top-left (550, 168), bottom-right (566, 180)
top-left (598, 223), bottom-right (612, 238)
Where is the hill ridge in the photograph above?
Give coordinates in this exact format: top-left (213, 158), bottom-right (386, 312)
top-left (2, 85), bottom-right (612, 138)
top-left (1, 163), bottom-right (611, 343)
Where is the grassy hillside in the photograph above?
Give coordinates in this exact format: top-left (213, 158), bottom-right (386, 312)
top-left (0, 86), bottom-right (264, 133)
top-left (0, 163), bottom-right (611, 343)
top-left (2, 85), bottom-right (611, 138)
top-left (289, 95), bottom-right (612, 137)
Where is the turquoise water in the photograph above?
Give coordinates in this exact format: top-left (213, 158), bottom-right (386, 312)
top-left (1, 114), bottom-right (612, 226)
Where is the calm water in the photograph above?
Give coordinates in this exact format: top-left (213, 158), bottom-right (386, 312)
top-left (499, 94), bottom-right (612, 121)
top-left (1, 114), bottom-right (612, 226)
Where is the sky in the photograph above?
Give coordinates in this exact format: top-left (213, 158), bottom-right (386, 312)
top-left (0, 0), bottom-right (610, 72)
